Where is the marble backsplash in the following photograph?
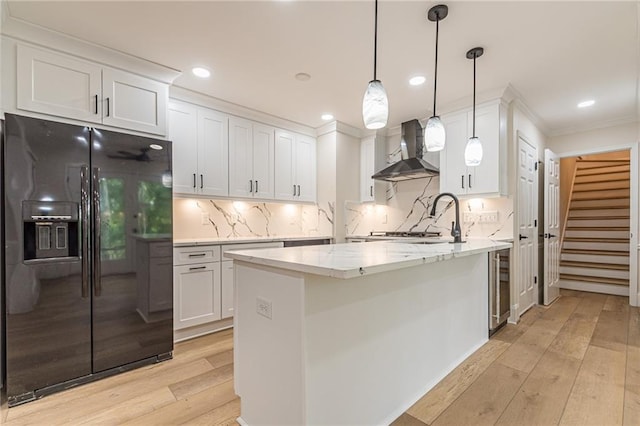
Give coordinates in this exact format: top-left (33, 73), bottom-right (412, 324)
top-left (345, 176), bottom-right (513, 239)
top-left (173, 198), bottom-right (334, 239)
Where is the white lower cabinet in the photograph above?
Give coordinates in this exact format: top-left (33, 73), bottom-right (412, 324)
top-left (174, 245), bottom-right (222, 329)
top-left (221, 261), bottom-right (234, 319)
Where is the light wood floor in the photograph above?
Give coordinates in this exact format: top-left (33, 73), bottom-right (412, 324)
top-left (1, 289), bottom-right (638, 425)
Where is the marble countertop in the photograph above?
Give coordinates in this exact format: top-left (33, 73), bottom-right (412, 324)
top-left (174, 235), bottom-right (333, 247)
top-left (224, 238), bottom-right (512, 279)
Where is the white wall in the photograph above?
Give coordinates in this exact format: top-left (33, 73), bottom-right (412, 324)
top-left (546, 122), bottom-right (637, 155)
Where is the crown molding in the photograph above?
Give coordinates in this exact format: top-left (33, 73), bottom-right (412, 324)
top-left (170, 86), bottom-right (316, 137)
top-left (1, 13), bottom-right (181, 84)
top-left (548, 116), bottom-right (638, 138)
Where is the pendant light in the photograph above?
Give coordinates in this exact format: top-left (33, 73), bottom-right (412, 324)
top-left (425, 4), bottom-right (448, 152)
top-left (362, 0), bottom-right (389, 130)
top-left (464, 47), bottom-right (484, 166)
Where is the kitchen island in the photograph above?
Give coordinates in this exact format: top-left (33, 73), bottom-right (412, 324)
top-left (225, 239), bottom-right (511, 425)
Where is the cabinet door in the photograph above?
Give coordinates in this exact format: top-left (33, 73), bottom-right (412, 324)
top-left (360, 136), bottom-right (375, 202)
top-left (228, 116), bottom-right (254, 198)
top-left (169, 101), bottom-right (198, 194)
top-left (294, 135), bottom-right (317, 202)
top-left (174, 263), bottom-right (221, 329)
top-left (274, 130), bottom-right (296, 201)
top-left (221, 260), bottom-right (234, 319)
top-left (102, 68), bottom-right (168, 135)
top-left (252, 124), bottom-right (275, 199)
top-left (467, 104), bottom-right (500, 195)
top-left (440, 111), bottom-right (469, 195)
top-left (198, 108), bottom-right (229, 197)
top-left (17, 44), bottom-right (102, 123)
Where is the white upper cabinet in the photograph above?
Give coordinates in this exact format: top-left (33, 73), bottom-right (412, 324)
top-left (17, 44), bottom-right (168, 135)
top-left (440, 100), bottom-right (507, 197)
top-left (229, 117), bottom-right (275, 199)
top-left (168, 101), bottom-right (198, 194)
top-left (168, 100), bottom-right (229, 197)
top-left (17, 44), bottom-right (102, 123)
top-left (274, 130), bottom-right (316, 202)
top-left (360, 136), bottom-right (375, 202)
top-left (102, 68), bottom-right (168, 135)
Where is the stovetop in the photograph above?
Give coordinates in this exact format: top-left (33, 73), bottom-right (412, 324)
top-left (370, 231), bottom-right (441, 238)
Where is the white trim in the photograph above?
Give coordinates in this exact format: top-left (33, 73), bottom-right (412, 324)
top-left (170, 86), bottom-right (316, 137)
top-left (315, 121), bottom-right (362, 139)
top-left (559, 280), bottom-right (629, 297)
top-left (549, 117), bottom-right (639, 138)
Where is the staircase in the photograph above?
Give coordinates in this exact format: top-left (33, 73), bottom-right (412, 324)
top-left (559, 156), bottom-right (630, 295)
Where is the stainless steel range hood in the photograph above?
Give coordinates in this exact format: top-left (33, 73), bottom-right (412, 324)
top-left (371, 119), bottom-right (439, 182)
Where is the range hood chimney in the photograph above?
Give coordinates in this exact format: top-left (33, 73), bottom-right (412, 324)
top-left (371, 119), bottom-right (440, 182)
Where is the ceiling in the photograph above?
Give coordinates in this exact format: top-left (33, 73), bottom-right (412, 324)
top-left (5, 1), bottom-right (639, 136)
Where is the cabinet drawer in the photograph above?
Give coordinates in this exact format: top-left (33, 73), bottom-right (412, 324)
top-left (150, 242), bottom-right (173, 258)
top-left (174, 245), bottom-right (220, 265)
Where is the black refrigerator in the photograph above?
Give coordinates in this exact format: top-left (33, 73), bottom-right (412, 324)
top-left (3, 114), bottom-right (173, 406)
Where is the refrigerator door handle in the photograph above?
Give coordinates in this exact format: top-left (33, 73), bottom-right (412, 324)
top-left (80, 165), bottom-right (90, 298)
top-left (92, 167), bottom-right (102, 297)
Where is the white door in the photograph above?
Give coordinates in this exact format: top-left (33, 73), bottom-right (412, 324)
top-left (168, 101), bottom-right (198, 194)
top-left (102, 68), bottom-right (168, 135)
top-left (253, 124), bottom-right (275, 199)
top-left (197, 108), bottom-right (229, 197)
top-left (274, 130), bottom-right (295, 201)
top-left (294, 135), bottom-right (317, 202)
top-left (228, 117), bottom-right (254, 198)
top-left (544, 149), bottom-right (561, 305)
top-left (517, 136), bottom-right (538, 315)
top-left (17, 44), bottom-right (102, 123)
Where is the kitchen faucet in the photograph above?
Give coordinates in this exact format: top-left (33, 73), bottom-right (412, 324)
top-left (429, 192), bottom-right (465, 243)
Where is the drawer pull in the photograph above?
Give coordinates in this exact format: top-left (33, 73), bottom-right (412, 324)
top-left (189, 266), bottom-right (207, 271)
top-left (188, 253), bottom-right (206, 258)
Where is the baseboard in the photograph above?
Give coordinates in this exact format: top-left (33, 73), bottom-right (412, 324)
top-left (559, 280), bottom-right (629, 296)
top-left (173, 318), bottom-right (234, 342)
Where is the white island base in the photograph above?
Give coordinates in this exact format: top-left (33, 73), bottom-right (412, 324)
top-left (233, 250), bottom-right (490, 425)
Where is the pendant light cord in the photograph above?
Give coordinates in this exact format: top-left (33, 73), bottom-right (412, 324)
top-left (472, 53), bottom-right (476, 137)
top-left (433, 14), bottom-right (439, 116)
top-left (373, 0), bottom-right (378, 81)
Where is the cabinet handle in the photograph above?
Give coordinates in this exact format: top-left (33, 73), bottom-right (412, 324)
top-left (255, 180), bottom-right (259, 193)
top-left (293, 184), bottom-right (296, 196)
top-left (297, 185), bottom-right (301, 196)
top-left (188, 253), bottom-right (206, 258)
top-left (370, 185), bottom-right (373, 197)
top-left (105, 97), bottom-right (110, 117)
top-left (189, 266), bottom-right (207, 271)
top-left (469, 174), bottom-right (472, 189)
top-left (249, 180), bottom-right (253, 193)
top-left (461, 175), bottom-right (465, 189)
top-left (193, 173), bottom-right (196, 188)
top-left (200, 174), bottom-right (203, 189)
top-left (94, 94), bottom-right (98, 115)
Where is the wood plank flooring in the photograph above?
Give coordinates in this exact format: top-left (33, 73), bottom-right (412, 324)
top-left (1, 289), bottom-right (638, 425)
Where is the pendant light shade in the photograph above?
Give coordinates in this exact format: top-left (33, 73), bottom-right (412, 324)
top-left (424, 116), bottom-right (446, 151)
top-left (464, 137), bottom-right (483, 166)
top-left (464, 47), bottom-right (484, 166)
top-left (363, 79), bottom-right (389, 130)
top-left (425, 5), bottom-right (448, 152)
top-left (362, 0), bottom-right (388, 130)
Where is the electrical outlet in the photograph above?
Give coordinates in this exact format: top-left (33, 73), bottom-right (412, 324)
top-left (478, 211), bottom-right (499, 223)
top-left (256, 297), bottom-right (272, 319)
top-left (201, 213), bottom-right (210, 225)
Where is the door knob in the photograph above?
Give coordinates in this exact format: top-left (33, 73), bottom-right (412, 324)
top-left (519, 234), bottom-right (528, 240)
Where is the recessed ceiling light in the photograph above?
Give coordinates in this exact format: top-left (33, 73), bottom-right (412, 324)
top-left (295, 72), bottom-right (311, 81)
top-left (409, 75), bottom-right (426, 86)
top-left (192, 67), bottom-right (211, 78)
top-left (149, 143), bottom-right (163, 150)
top-left (577, 99), bottom-right (595, 108)
top-left (321, 114), bottom-right (334, 121)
